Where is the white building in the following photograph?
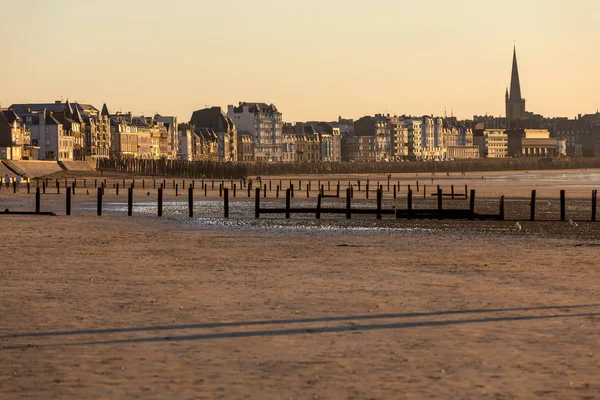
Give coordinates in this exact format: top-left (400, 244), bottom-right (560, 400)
top-left (177, 126), bottom-right (192, 161)
top-left (227, 102), bottom-right (282, 162)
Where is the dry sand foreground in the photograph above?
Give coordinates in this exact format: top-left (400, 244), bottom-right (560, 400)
top-left (0, 214), bottom-right (600, 399)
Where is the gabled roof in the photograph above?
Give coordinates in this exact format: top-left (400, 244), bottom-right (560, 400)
top-left (101, 103), bottom-right (110, 117)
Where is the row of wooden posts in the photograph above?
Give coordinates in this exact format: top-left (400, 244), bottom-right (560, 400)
top-left (23, 177), bottom-right (469, 201)
top-left (16, 185), bottom-right (598, 222)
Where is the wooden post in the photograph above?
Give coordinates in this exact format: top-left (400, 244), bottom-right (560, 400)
top-left (437, 187), bottom-right (443, 220)
top-left (224, 188), bottom-right (229, 218)
top-left (290, 184), bottom-right (294, 198)
top-left (42, 181), bottom-right (46, 194)
top-left (66, 187), bottom-right (71, 216)
top-left (336, 183), bottom-right (340, 198)
top-left (500, 195), bottom-right (505, 221)
top-left (158, 187), bottom-right (163, 217)
top-left (393, 184), bottom-right (397, 199)
top-left (285, 189), bottom-right (291, 219)
top-left (346, 188), bottom-right (351, 219)
top-left (264, 184), bottom-right (267, 198)
top-left (464, 184), bottom-right (468, 198)
top-left (57, 181), bottom-right (60, 195)
top-left (176, 184), bottom-right (179, 197)
top-left (233, 183), bottom-right (237, 198)
top-left (127, 187), bottom-right (133, 217)
top-left (416, 181), bottom-right (419, 192)
top-left (72, 182), bottom-right (76, 195)
top-left (316, 194), bottom-right (322, 219)
top-left (358, 180), bottom-right (361, 191)
top-left (530, 190), bottom-right (536, 221)
top-left (423, 184), bottom-right (426, 199)
top-left (212, 180), bottom-right (214, 190)
top-left (116, 183), bottom-right (119, 196)
top-left (451, 185), bottom-right (455, 199)
top-left (407, 189), bottom-right (413, 219)
top-left (247, 184), bottom-right (251, 198)
top-left (376, 189), bottom-right (382, 220)
top-left (269, 180), bottom-right (272, 190)
top-left (27, 182), bottom-right (30, 194)
top-left (469, 189), bottom-right (476, 220)
top-left (560, 190), bottom-right (566, 221)
top-left (97, 187), bottom-right (102, 216)
top-left (205, 184), bottom-right (208, 197)
top-left (219, 183), bottom-right (223, 198)
top-left (142, 180), bottom-right (145, 189)
top-left (153, 179), bottom-right (156, 189)
top-left (84, 179), bottom-right (86, 188)
top-left (35, 187), bottom-right (40, 213)
top-left (366, 183), bottom-right (369, 199)
top-left (188, 187), bottom-right (194, 218)
top-left (255, 188), bottom-right (260, 218)
top-left (592, 190), bottom-right (597, 222)
top-left (350, 186), bottom-right (354, 199)
top-left (306, 184), bottom-right (309, 198)
top-left (328, 181), bottom-right (331, 191)
top-left (276, 185), bottom-right (280, 198)
top-left (299, 180), bottom-right (302, 190)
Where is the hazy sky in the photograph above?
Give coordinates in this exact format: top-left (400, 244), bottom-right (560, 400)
top-left (1, 0), bottom-right (598, 123)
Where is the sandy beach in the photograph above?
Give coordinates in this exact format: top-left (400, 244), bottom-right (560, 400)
top-left (1, 170), bottom-right (600, 399)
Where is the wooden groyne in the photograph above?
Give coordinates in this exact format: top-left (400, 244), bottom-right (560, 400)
top-left (97, 157), bottom-right (600, 179)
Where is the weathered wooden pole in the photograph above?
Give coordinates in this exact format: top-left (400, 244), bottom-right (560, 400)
top-left (42, 181), bottom-right (46, 194)
top-left (97, 187), bottom-right (102, 216)
top-left (66, 187), bottom-right (71, 216)
top-left (376, 188), bottom-right (382, 220)
top-left (451, 185), bottom-right (455, 199)
top-left (285, 188), bottom-right (291, 219)
top-left (263, 184), bottom-right (267, 198)
top-left (407, 189), bottom-right (413, 219)
top-left (27, 182), bottom-right (30, 194)
top-left (35, 187), bottom-right (40, 213)
top-left (158, 187), bottom-right (163, 217)
top-left (437, 187), bottom-right (443, 220)
top-left (346, 188), bottom-right (351, 219)
top-left (188, 187), bottom-right (194, 218)
top-left (336, 183), bottom-right (340, 198)
top-left (290, 184), bottom-right (294, 198)
top-left (530, 190), bottom-right (536, 221)
top-left (233, 183), bottom-right (236, 198)
top-left (219, 183), bottom-right (223, 198)
top-left (366, 183), bottom-right (369, 199)
top-left (176, 184), bottom-right (179, 197)
top-left (328, 181), bottom-right (331, 191)
top-left (316, 194), bottom-right (322, 219)
top-left (393, 184), bottom-right (397, 199)
top-left (56, 181), bottom-right (60, 195)
top-left (72, 182), bottom-right (76, 195)
top-left (592, 190), bottom-right (597, 222)
top-left (416, 181), bottom-right (419, 192)
top-left (499, 195), bottom-right (505, 221)
top-left (276, 185), bottom-right (280, 198)
top-left (224, 188), bottom-right (229, 218)
top-left (124, 186), bottom-right (132, 216)
top-left (469, 189), bottom-right (476, 220)
top-left (560, 190), bottom-right (566, 221)
top-left (116, 183), bottom-right (119, 196)
top-left (255, 188), bottom-right (261, 218)
top-left (83, 179), bottom-right (86, 188)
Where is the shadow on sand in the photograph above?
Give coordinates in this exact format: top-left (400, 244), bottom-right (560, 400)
top-left (2, 304), bottom-right (599, 349)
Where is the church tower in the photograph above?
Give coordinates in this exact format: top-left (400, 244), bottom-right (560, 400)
top-left (505, 46), bottom-right (526, 125)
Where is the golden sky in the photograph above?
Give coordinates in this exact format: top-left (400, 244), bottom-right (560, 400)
top-left (1, 0), bottom-right (598, 122)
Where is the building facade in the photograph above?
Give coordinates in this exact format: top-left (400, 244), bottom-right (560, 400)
top-left (227, 102), bottom-right (282, 162)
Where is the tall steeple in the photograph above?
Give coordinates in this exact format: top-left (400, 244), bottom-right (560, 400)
top-left (505, 46), bottom-right (526, 124)
top-left (509, 46), bottom-right (522, 100)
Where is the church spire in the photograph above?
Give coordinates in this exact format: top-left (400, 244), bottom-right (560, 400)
top-left (509, 46), bottom-right (522, 100)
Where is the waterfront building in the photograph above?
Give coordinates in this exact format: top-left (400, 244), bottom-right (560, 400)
top-left (227, 102), bottom-right (282, 162)
top-left (190, 107), bottom-right (237, 162)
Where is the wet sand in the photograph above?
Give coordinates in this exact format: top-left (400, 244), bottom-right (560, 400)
top-left (1, 171), bottom-right (600, 399)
